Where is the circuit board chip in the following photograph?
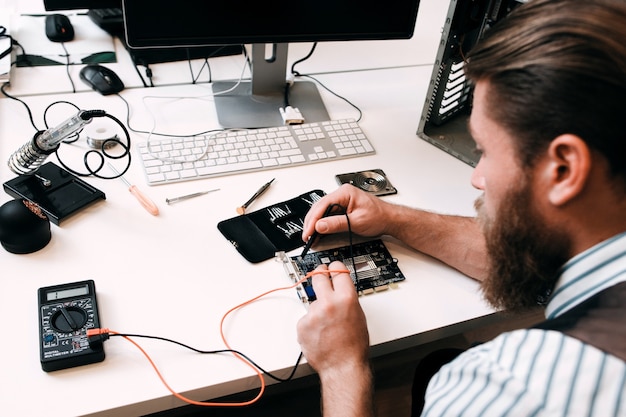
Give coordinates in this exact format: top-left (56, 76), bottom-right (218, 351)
top-left (277, 239), bottom-right (405, 303)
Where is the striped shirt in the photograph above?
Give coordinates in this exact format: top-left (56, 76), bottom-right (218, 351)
top-left (422, 232), bottom-right (626, 416)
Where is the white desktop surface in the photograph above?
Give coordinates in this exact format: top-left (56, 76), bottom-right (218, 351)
top-left (0, 64), bottom-right (495, 417)
top-left (0, 1), bottom-right (502, 415)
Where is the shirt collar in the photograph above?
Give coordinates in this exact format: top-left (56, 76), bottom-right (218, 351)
top-left (546, 231), bottom-right (626, 319)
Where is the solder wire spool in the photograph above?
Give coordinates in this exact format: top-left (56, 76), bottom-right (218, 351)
top-left (84, 121), bottom-right (119, 150)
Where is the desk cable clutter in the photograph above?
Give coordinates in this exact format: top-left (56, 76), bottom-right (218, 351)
top-left (36, 198), bottom-right (405, 407)
top-left (7, 108), bottom-right (131, 177)
top-left (48, 243), bottom-right (403, 407)
top-left (0, 107), bottom-right (132, 252)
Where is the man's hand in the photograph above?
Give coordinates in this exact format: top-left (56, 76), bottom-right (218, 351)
top-left (303, 184), bottom-right (488, 281)
top-left (297, 261), bottom-right (374, 417)
top-left (302, 184), bottom-right (391, 243)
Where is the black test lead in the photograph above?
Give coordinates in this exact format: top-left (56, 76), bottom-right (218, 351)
top-left (300, 204), bottom-right (337, 257)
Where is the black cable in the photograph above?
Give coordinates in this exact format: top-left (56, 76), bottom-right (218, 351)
top-left (334, 206), bottom-right (359, 285)
top-left (60, 42), bottom-right (76, 93)
top-left (54, 111), bottom-right (132, 179)
top-left (189, 57), bottom-right (212, 84)
top-left (0, 24), bottom-right (32, 68)
top-left (1, 81), bottom-right (40, 131)
top-left (242, 45), bottom-right (253, 75)
top-left (0, 90), bottom-right (132, 178)
top-left (300, 73), bottom-right (363, 122)
top-left (304, 204), bottom-right (360, 285)
top-left (288, 43), bottom-right (363, 122)
top-left (290, 42), bottom-right (317, 76)
top-left (130, 45), bottom-right (245, 87)
top-left (145, 64), bottom-right (154, 87)
top-left (0, 25), bottom-right (29, 67)
top-left (99, 211), bottom-right (357, 387)
top-left (132, 61), bottom-right (149, 88)
top-left (109, 333), bottom-right (304, 383)
top-left (344, 212), bottom-right (362, 290)
top-left (283, 82), bottom-right (290, 108)
top-left (184, 48), bottom-right (208, 85)
top-left (0, 25), bottom-right (13, 61)
top-left (283, 43), bottom-right (318, 108)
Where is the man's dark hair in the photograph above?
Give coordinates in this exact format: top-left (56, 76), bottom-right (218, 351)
top-left (465, 0), bottom-right (626, 185)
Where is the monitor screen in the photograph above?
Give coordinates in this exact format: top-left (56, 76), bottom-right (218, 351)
top-left (123, 0), bottom-right (419, 47)
top-left (122, 0), bottom-right (420, 128)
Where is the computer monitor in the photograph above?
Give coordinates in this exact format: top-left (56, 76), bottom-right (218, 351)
top-left (122, 0), bottom-right (420, 128)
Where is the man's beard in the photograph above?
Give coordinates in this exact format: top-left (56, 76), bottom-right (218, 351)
top-left (475, 179), bottom-right (571, 312)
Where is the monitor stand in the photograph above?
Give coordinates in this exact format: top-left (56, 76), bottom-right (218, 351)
top-left (211, 43), bottom-right (330, 128)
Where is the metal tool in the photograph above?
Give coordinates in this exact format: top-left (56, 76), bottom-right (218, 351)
top-left (236, 178), bottom-right (275, 214)
top-left (165, 189), bottom-right (220, 205)
top-left (108, 163), bottom-right (159, 216)
top-left (300, 204), bottom-right (337, 257)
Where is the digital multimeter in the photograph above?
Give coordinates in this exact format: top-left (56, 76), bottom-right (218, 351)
top-left (38, 280), bottom-right (105, 372)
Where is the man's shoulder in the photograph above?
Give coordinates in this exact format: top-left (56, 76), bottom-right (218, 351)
top-left (540, 281), bottom-right (626, 360)
top-left (424, 329), bottom-right (625, 416)
top-left (469, 328), bottom-right (625, 369)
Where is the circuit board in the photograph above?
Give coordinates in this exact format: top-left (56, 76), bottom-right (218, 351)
top-left (276, 239), bottom-right (405, 303)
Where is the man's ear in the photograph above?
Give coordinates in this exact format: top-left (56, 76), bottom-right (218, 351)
top-left (545, 134), bottom-right (591, 206)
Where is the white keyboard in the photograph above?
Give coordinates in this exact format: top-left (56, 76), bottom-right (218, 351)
top-left (137, 119), bottom-right (375, 185)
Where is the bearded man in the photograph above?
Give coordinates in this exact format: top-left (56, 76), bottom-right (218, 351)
top-left (297, 0), bottom-right (626, 415)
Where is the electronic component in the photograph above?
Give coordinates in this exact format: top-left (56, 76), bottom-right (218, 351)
top-left (38, 280), bottom-right (104, 372)
top-left (335, 169), bottom-right (397, 196)
top-left (280, 106), bottom-right (305, 125)
top-left (3, 162), bottom-right (106, 225)
top-left (8, 110), bottom-right (103, 175)
top-left (277, 239), bottom-right (405, 303)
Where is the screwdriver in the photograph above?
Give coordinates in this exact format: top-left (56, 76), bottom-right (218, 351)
top-left (236, 178), bottom-right (275, 214)
top-left (108, 163), bottom-right (159, 216)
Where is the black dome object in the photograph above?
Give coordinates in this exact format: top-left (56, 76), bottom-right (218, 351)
top-left (0, 199), bottom-right (51, 254)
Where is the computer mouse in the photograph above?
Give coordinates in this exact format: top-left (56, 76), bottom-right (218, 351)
top-left (45, 14), bottom-right (75, 43)
top-left (79, 64), bottom-right (124, 95)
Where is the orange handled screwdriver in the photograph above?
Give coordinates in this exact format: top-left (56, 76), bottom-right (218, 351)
top-left (108, 163), bottom-right (159, 216)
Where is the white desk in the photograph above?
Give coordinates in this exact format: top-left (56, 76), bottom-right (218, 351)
top-left (0, 1), bottom-right (508, 415)
top-left (0, 63), bottom-right (501, 417)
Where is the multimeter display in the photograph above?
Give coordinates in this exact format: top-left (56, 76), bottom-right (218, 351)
top-left (38, 280), bottom-right (104, 372)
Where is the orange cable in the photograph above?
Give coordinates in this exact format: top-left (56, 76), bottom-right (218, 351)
top-left (217, 269), bottom-right (350, 391)
top-left (218, 268), bottom-right (350, 349)
top-left (93, 269), bottom-right (349, 408)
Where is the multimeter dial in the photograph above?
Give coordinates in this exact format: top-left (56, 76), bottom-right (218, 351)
top-left (45, 300), bottom-right (91, 333)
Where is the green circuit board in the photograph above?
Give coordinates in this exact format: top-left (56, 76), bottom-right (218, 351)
top-left (278, 239), bottom-right (405, 303)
